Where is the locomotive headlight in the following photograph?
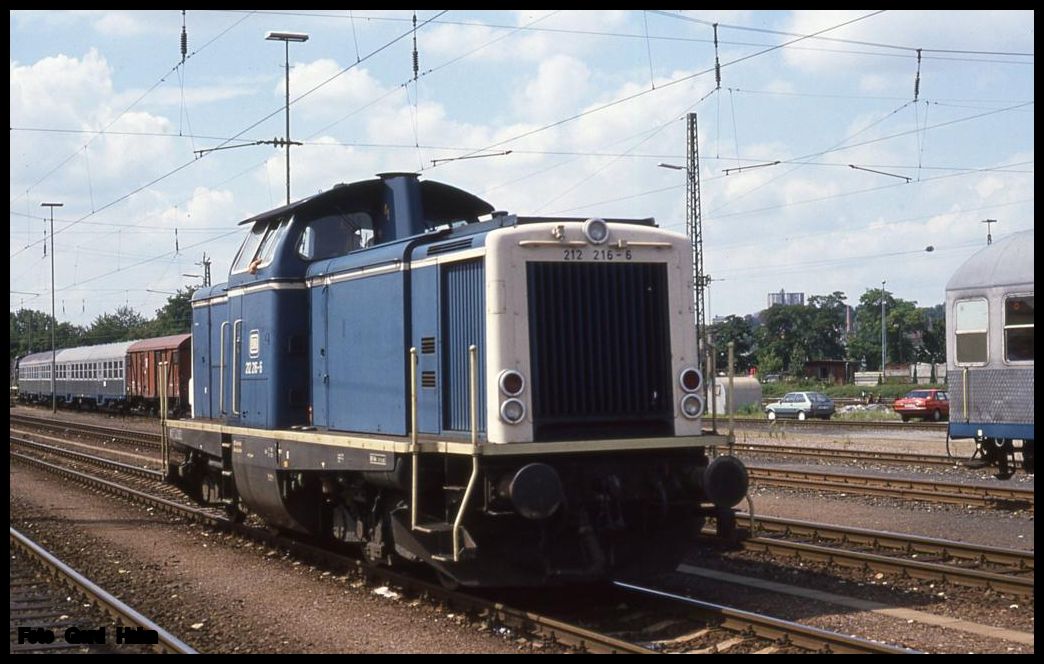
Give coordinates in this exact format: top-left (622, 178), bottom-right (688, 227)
top-left (582, 218), bottom-right (609, 244)
top-left (681, 394), bottom-right (704, 419)
top-left (679, 367), bottom-right (703, 393)
top-left (500, 398), bottom-right (526, 424)
top-left (498, 369), bottom-right (525, 397)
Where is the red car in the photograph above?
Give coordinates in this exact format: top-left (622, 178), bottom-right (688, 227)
top-left (893, 389), bottom-right (949, 422)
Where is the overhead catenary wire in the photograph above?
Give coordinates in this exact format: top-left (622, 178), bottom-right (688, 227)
top-left (10, 11), bottom-right (1033, 324)
top-left (9, 10), bottom-right (255, 210)
top-left (429, 11), bottom-right (888, 170)
top-left (10, 11), bottom-right (449, 262)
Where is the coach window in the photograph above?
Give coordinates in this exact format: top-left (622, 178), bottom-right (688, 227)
top-left (297, 212), bottom-right (374, 261)
top-left (954, 298), bottom-right (988, 365)
top-left (1004, 295), bottom-right (1034, 363)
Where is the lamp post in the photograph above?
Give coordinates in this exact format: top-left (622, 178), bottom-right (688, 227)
top-left (265, 31), bottom-right (309, 206)
top-left (880, 280), bottom-right (887, 377)
top-left (41, 202), bottom-right (63, 413)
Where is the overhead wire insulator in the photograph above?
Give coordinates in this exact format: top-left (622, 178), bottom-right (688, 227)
top-left (713, 23), bottom-right (721, 90)
top-left (180, 10), bottom-right (188, 64)
top-left (412, 11), bottom-right (419, 81)
top-left (913, 48), bottom-right (922, 102)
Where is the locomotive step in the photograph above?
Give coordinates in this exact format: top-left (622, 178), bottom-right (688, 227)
top-left (413, 522), bottom-right (453, 533)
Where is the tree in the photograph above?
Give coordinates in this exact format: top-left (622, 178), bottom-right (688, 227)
top-left (847, 289), bottom-right (940, 370)
top-left (146, 287), bottom-right (196, 337)
top-left (920, 304), bottom-right (946, 364)
top-left (710, 315), bottom-right (755, 373)
top-left (9, 309), bottom-right (86, 360)
top-left (87, 306), bottom-right (150, 344)
top-left (847, 288), bottom-right (893, 371)
top-left (806, 291), bottom-right (848, 360)
top-left (756, 303), bottom-right (811, 375)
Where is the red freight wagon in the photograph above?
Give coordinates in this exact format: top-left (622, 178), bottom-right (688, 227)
top-left (126, 333), bottom-right (192, 415)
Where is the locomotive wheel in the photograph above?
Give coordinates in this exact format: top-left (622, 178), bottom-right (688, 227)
top-left (330, 503), bottom-right (355, 543)
top-left (201, 475), bottom-right (220, 505)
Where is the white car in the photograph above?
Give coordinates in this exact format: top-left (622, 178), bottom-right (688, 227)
top-left (765, 391), bottom-right (835, 421)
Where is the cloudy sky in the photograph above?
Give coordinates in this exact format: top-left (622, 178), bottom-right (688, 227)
top-left (10, 10), bottom-right (1034, 327)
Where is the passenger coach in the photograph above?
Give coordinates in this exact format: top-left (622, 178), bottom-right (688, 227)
top-left (946, 229), bottom-right (1034, 477)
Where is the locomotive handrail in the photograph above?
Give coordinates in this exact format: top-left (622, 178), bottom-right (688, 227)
top-left (410, 346), bottom-right (419, 530)
top-left (962, 367), bottom-right (969, 423)
top-left (219, 321), bottom-right (229, 415)
top-left (453, 344), bottom-right (480, 562)
top-left (231, 319), bottom-right (241, 416)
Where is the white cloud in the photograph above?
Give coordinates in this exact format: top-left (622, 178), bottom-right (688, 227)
top-left (517, 55), bottom-right (592, 121)
top-left (92, 12), bottom-right (153, 37)
top-left (287, 60), bottom-right (391, 121)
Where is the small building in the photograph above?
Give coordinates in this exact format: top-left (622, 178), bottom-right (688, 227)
top-left (802, 359), bottom-right (849, 384)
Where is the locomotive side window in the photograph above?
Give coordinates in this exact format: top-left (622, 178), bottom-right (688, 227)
top-left (231, 216), bottom-right (291, 274)
top-left (297, 211), bottom-right (374, 261)
top-left (954, 298), bottom-right (988, 365)
top-left (255, 217), bottom-right (290, 268)
top-left (232, 222), bottom-right (270, 273)
top-left (1004, 295), bottom-right (1034, 362)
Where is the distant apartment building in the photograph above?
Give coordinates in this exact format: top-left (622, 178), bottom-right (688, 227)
top-left (767, 289), bottom-right (805, 308)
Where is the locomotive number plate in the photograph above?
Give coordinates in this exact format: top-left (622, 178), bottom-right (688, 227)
top-left (562, 248), bottom-right (633, 261)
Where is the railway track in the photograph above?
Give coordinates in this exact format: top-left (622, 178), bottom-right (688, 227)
top-left (11, 433), bottom-right (921, 654)
top-left (735, 442), bottom-right (961, 467)
top-left (17, 433), bottom-right (1030, 603)
top-left (9, 413), bottom-right (161, 449)
top-left (735, 514), bottom-right (1034, 598)
top-left (747, 464), bottom-right (1034, 511)
top-left (9, 527), bottom-right (196, 654)
top-left (612, 582), bottom-right (918, 654)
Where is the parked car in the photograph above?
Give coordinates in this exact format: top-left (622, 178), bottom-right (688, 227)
top-left (893, 389), bottom-right (949, 422)
top-left (766, 391), bottom-right (835, 421)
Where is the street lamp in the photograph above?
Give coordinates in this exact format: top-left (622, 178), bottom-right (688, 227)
top-left (41, 202), bottom-right (63, 414)
top-left (265, 30), bottom-right (309, 206)
top-left (880, 280), bottom-right (887, 377)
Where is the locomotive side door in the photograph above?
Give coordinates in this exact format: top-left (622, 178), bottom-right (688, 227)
top-left (226, 293), bottom-right (243, 425)
top-left (310, 284), bottom-right (331, 427)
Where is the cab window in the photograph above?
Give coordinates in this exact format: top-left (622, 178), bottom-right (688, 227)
top-left (297, 211), bottom-right (374, 261)
top-left (232, 216), bottom-right (289, 274)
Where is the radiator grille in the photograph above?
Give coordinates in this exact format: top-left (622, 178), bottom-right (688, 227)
top-left (526, 261), bottom-right (673, 441)
top-left (442, 259), bottom-right (486, 432)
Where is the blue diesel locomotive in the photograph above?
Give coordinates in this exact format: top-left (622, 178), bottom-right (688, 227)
top-left (165, 173), bottom-right (747, 587)
top-left (946, 229), bottom-right (1034, 479)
